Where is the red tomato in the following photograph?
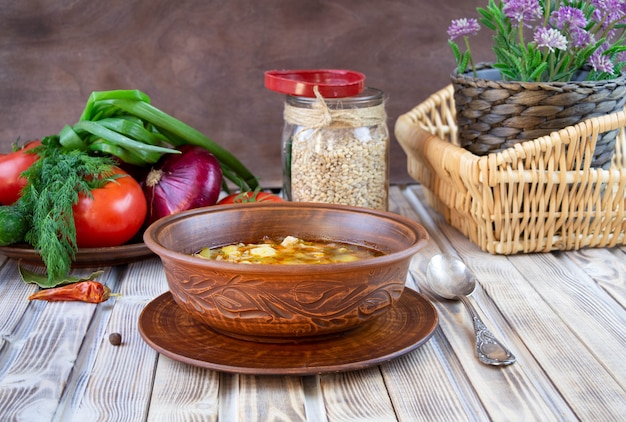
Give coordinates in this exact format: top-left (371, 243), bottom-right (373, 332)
top-left (217, 191), bottom-right (285, 204)
top-left (73, 168), bottom-right (147, 248)
top-left (0, 140), bottom-right (42, 205)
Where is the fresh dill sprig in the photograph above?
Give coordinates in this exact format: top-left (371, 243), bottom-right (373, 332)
top-left (19, 136), bottom-right (115, 283)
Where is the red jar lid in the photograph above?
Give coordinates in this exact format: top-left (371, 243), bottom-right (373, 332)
top-left (264, 69), bottom-right (365, 98)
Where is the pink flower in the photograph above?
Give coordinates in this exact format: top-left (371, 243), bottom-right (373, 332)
top-left (447, 18), bottom-right (481, 41)
top-left (502, 0), bottom-right (543, 26)
top-left (534, 27), bottom-right (568, 52)
top-left (588, 49), bottom-right (616, 74)
top-left (551, 6), bottom-right (588, 30)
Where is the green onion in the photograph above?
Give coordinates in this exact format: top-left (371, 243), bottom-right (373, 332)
top-left (86, 139), bottom-right (162, 166)
top-left (96, 116), bottom-right (170, 147)
top-left (106, 98), bottom-right (259, 190)
top-left (70, 120), bottom-right (177, 156)
top-left (65, 89), bottom-right (259, 191)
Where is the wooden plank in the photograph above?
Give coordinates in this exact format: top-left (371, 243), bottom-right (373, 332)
top-left (508, 253), bottom-right (626, 388)
top-left (382, 333), bottom-right (487, 422)
top-left (406, 185), bottom-right (626, 420)
top-left (213, 373), bottom-right (328, 421)
top-left (320, 368), bottom-right (397, 421)
top-left (64, 258), bottom-right (168, 421)
top-left (147, 356), bottom-right (220, 421)
top-left (403, 185), bottom-right (579, 421)
top-left (497, 253), bottom-right (626, 420)
top-left (301, 376), bottom-right (328, 422)
top-left (52, 266), bottom-right (126, 421)
top-left (0, 265), bottom-right (116, 420)
top-left (219, 372), bottom-right (239, 421)
top-left (386, 186), bottom-right (489, 421)
top-left (67, 298), bottom-right (157, 420)
top-left (237, 375), bottom-right (308, 421)
top-left (0, 262), bottom-right (38, 353)
top-left (565, 248), bottom-right (626, 308)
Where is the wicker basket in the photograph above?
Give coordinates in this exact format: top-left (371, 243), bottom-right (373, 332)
top-left (395, 84), bottom-right (626, 254)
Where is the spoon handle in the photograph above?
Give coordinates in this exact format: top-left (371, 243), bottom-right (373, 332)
top-left (458, 296), bottom-right (516, 366)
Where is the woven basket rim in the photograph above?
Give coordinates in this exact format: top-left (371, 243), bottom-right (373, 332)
top-left (409, 84), bottom-right (626, 173)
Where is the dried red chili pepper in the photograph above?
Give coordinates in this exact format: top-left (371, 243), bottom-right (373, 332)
top-left (28, 281), bottom-right (113, 303)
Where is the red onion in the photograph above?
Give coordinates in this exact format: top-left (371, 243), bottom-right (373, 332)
top-left (143, 145), bottom-right (222, 224)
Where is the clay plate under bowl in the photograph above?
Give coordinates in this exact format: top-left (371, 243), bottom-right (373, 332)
top-left (139, 288), bottom-right (438, 375)
top-left (143, 202), bottom-right (429, 343)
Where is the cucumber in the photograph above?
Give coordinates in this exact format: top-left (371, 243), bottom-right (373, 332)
top-left (0, 205), bottom-right (29, 246)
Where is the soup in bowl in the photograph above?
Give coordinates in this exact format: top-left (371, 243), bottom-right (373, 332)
top-left (143, 202), bottom-right (429, 343)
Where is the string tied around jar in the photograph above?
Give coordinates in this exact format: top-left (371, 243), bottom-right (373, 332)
top-left (283, 85), bottom-right (387, 129)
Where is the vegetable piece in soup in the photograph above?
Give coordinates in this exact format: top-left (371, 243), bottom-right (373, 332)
top-left (193, 236), bottom-right (382, 264)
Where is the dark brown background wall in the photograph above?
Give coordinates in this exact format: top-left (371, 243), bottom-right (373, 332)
top-left (0, 0), bottom-right (492, 188)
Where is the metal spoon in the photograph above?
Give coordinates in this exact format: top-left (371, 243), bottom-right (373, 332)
top-left (425, 254), bottom-right (516, 366)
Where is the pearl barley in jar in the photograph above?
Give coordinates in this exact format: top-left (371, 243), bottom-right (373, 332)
top-left (282, 87), bottom-right (390, 210)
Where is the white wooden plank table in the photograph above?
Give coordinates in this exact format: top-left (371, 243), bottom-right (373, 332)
top-left (0, 184), bottom-right (624, 421)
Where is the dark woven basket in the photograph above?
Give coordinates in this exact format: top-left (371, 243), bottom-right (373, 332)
top-left (451, 64), bottom-right (626, 168)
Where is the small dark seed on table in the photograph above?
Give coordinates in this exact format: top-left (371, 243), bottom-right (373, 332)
top-left (109, 332), bottom-right (122, 346)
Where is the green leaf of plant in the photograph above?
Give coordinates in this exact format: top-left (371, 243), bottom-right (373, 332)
top-left (80, 89), bottom-right (151, 121)
top-left (72, 121), bottom-right (178, 156)
top-left (448, 40), bottom-right (462, 63)
top-left (58, 125), bottom-right (87, 150)
top-left (460, 52), bottom-right (470, 74)
top-left (529, 62), bottom-right (548, 81)
top-left (97, 116), bottom-right (170, 147)
top-left (106, 98), bottom-right (259, 190)
top-left (19, 263), bottom-right (103, 288)
top-left (87, 139), bottom-right (162, 166)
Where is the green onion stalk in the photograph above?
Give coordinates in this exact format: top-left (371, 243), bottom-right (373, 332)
top-left (60, 89), bottom-right (259, 191)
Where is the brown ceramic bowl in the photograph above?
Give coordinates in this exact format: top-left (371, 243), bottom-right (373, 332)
top-left (143, 202), bottom-right (429, 343)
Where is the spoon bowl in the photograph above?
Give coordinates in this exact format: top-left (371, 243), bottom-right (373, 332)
top-left (424, 254), bottom-right (516, 366)
top-left (426, 253), bottom-right (476, 298)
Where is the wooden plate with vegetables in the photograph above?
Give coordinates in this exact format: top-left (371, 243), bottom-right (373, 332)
top-left (0, 242), bottom-right (152, 268)
top-left (0, 88), bottom-right (260, 288)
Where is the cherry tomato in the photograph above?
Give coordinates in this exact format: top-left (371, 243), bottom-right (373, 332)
top-left (0, 140), bottom-right (42, 205)
top-left (217, 190), bottom-right (285, 204)
top-left (73, 168), bottom-right (147, 248)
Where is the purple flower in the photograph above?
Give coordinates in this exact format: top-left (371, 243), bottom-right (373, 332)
top-left (550, 6), bottom-right (588, 30)
top-left (446, 0), bottom-right (626, 81)
top-left (591, 0), bottom-right (626, 30)
top-left (534, 27), bottom-right (568, 52)
top-left (588, 49), bottom-right (615, 74)
top-left (447, 18), bottom-right (481, 40)
top-left (502, 0), bottom-right (543, 26)
top-left (569, 27), bottom-right (594, 49)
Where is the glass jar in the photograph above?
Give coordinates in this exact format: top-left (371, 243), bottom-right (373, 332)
top-left (281, 87), bottom-right (389, 210)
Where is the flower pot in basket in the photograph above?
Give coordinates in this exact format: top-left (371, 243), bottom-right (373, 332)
top-left (451, 64), bottom-right (626, 169)
top-left (445, 1), bottom-right (626, 170)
